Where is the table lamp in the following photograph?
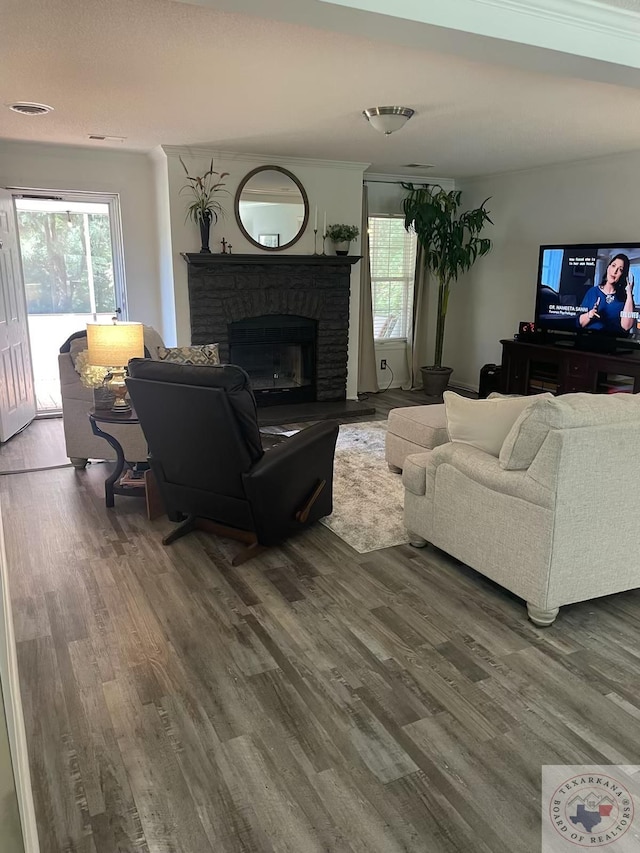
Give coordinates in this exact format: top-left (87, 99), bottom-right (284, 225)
top-left (86, 322), bottom-right (144, 413)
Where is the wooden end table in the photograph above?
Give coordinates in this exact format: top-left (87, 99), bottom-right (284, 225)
top-left (88, 408), bottom-right (163, 519)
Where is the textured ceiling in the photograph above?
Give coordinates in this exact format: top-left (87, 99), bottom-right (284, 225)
top-left (4, 0), bottom-right (640, 177)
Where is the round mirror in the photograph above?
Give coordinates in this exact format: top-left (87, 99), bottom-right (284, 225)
top-left (234, 166), bottom-right (309, 251)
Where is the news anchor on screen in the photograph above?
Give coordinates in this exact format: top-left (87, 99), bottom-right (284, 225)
top-left (578, 253), bottom-right (635, 334)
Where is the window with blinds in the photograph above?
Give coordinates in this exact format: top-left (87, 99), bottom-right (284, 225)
top-left (368, 215), bottom-right (417, 341)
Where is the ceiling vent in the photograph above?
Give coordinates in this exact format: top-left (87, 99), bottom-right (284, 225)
top-left (9, 102), bottom-right (54, 116)
top-left (88, 134), bottom-right (126, 142)
top-left (403, 163), bottom-right (435, 169)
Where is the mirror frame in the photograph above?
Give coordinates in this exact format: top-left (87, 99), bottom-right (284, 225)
top-left (234, 165), bottom-right (309, 252)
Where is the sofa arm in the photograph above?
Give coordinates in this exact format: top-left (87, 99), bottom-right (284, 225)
top-left (242, 421), bottom-right (339, 546)
top-left (422, 442), bottom-right (554, 508)
top-left (402, 452), bottom-right (433, 496)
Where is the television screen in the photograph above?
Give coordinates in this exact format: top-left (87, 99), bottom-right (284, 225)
top-left (535, 243), bottom-right (640, 342)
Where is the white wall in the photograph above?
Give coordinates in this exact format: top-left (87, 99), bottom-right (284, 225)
top-left (366, 174), bottom-right (455, 389)
top-left (164, 148), bottom-right (368, 399)
top-left (0, 140), bottom-right (163, 334)
top-left (150, 147), bottom-right (177, 345)
top-left (454, 149), bottom-right (640, 390)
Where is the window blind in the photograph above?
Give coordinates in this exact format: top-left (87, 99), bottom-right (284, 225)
top-left (368, 216), bottom-right (417, 340)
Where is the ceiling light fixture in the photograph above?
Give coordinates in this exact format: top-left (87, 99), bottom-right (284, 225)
top-left (9, 102), bottom-right (54, 116)
top-left (362, 106), bottom-right (414, 135)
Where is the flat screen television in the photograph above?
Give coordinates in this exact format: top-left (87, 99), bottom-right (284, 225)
top-left (534, 243), bottom-right (640, 350)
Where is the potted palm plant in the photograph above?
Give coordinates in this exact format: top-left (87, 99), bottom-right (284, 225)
top-left (402, 184), bottom-right (492, 397)
top-left (179, 157), bottom-right (229, 253)
top-left (325, 223), bottom-right (359, 255)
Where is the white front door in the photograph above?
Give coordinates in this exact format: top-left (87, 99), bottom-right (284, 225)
top-left (0, 189), bottom-right (35, 441)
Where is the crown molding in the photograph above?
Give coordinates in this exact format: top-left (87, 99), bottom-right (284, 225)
top-left (162, 145), bottom-right (370, 172)
top-left (472, 0), bottom-right (640, 39)
top-left (323, 0), bottom-right (640, 59)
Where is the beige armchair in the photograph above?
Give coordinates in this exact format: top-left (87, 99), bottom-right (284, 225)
top-left (403, 393), bottom-right (640, 625)
top-left (58, 326), bottom-right (164, 468)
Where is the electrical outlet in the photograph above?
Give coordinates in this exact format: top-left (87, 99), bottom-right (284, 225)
top-left (380, 359), bottom-right (387, 370)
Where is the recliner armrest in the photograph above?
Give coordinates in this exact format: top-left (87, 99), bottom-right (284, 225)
top-left (242, 421), bottom-right (339, 546)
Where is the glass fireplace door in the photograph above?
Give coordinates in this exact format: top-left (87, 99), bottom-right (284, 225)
top-left (229, 315), bottom-right (316, 406)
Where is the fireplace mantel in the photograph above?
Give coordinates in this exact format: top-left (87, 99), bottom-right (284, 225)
top-left (182, 253), bottom-right (361, 266)
top-left (183, 252), bottom-right (361, 403)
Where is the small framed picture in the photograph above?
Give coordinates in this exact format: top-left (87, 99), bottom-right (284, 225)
top-left (258, 234), bottom-right (280, 248)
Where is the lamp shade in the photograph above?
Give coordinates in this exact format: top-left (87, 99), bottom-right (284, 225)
top-left (362, 106), bottom-right (415, 135)
top-left (86, 322), bottom-right (144, 367)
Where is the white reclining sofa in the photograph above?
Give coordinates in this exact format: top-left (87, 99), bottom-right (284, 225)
top-left (403, 392), bottom-right (640, 625)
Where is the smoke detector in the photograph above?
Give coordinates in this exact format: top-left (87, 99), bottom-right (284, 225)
top-left (9, 102), bottom-right (54, 116)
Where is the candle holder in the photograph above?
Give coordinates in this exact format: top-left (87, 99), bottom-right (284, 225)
top-left (313, 228), bottom-right (319, 255)
top-left (322, 232), bottom-right (327, 256)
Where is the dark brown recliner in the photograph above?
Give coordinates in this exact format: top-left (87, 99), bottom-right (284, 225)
top-left (126, 359), bottom-right (338, 564)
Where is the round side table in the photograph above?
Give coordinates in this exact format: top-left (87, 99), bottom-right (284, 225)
top-left (88, 407), bottom-right (143, 508)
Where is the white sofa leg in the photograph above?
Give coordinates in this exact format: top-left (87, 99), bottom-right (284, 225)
top-left (388, 463), bottom-right (402, 473)
top-left (527, 603), bottom-right (559, 626)
top-left (408, 533), bottom-right (428, 548)
top-left (70, 457), bottom-right (88, 469)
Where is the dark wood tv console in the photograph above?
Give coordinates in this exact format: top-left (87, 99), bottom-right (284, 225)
top-left (501, 339), bottom-right (640, 395)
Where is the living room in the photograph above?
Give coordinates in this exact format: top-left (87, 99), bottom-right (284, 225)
top-left (2, 1), bottom-right (640, 851)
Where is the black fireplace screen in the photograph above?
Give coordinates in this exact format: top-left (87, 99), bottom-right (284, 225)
top-left (228, 315), bottom-right (317, 406)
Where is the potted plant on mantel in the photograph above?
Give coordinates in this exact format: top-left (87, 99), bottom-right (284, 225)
top-left (179, 157), bottom-right (229, 253)
top-left (402, 184), bottom-right (493, 397)
top-left (326, 223), bottom-right (360, 255)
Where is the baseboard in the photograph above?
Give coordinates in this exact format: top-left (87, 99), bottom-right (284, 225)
top-left (449, 381), bottom-right (479, 394)
top-left (0, 505), bottom-right (40, 852)
top-left (377, 380), bottom-right (405, 391)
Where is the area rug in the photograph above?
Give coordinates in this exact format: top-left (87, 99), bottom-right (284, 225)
top-left (320, 420), bottom-right (409, 553)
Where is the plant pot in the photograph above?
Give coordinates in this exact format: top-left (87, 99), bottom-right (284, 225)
top-left (332, 240), bottom-right (350, 256)
top-left (199, 212), bottom-right (212, 253)
top-left (420, 366), bottom-right (453, 398)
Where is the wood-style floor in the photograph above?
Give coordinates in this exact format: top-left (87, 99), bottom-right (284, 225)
top-left (4, 389), bottom-right (640, 852)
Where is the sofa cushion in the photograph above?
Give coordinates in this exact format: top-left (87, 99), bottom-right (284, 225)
top-left (401, 451), bottom-right (433, 496)
top-left (500, 392), bottom-right (640, 470)
top-left (387, 405), bottom-right (448, 450)
top-left (157, 343), bottom-right (220, 366)
top-left (443, 391), bottom-right (544, 457)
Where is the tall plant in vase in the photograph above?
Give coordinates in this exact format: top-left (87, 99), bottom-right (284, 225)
top-left (179, 157), bottom-right (229, 253)
top-left (402, 184), bottom-right (493, 397)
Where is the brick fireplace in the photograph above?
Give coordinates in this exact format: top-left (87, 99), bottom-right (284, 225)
top-left (183, 254), bottom-right (360, 404)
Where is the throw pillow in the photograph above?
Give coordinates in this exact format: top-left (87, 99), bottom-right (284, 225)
top-left (443, 391), bottom-right (544, 457)
top-left (157, 343), bottom-right (220, 366)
